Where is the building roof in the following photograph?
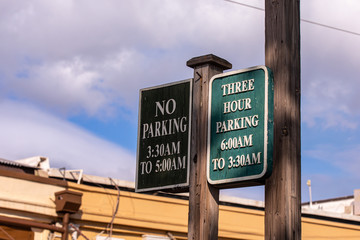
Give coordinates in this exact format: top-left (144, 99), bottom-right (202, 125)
top-left (302, 195), bottom-right (354, 206)
top-left (0, 157), bottom-right (39, 174)
top-left (2, 156), bottom-right (360, 222)
top-left (0, 158), bottom-right (33, 168)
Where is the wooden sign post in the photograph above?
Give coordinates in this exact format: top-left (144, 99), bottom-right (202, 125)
top-left (187, 54), bottom-right (232, 240)
top-left (264, 0), bottom-right (301, 239)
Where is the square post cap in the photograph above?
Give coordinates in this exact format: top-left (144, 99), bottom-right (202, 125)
top-left (186, 54), bottom-right (232, 70)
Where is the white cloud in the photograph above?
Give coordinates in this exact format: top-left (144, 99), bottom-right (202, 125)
top-left (305, 144), bottom-right (360, 177)
top-left (0, 100), bottom-right (136, 181)
top-left (1, 0), bottom-right (360, 202)
top-left (11, 57), bottom-right (111, 116)
top-left (0, 0), bottom-right (265, 119)
top-left (1, 0), bottom-right (356, 131)
top-left (302, 77), bottom-right (358, 129)
top-left (301, 0), bottom-right (360, 129)
top-left (301, 0), bottom-right (360, 34)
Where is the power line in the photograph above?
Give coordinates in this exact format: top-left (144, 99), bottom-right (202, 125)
top-left (301, 19), bottom-right (360, 36)
top-left (224, 0), bottom-right (360, 37)
top-left (224, 0), bottom-right (264, 11)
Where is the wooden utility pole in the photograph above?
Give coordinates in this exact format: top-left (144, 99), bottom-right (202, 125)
top-left (264, 0), bottom-right (301, 239)
top-left (187, 54), bottom-right (232, 240)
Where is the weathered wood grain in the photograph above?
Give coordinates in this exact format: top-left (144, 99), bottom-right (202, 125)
top-left (187, 54), bottom-right (231, 240)
top-left (264, 0), bottom-right (301, 239)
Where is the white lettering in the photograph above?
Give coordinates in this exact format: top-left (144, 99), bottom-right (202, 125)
top-left (166, 99), bottom-right (176, 115)
top-left (223, 98), bottom-right (252, 114)
top-left (155, 99), bottom-right (177, 117)
top-left (142, 117), bottom-right (188, 139)
top-left (221, 79), bottom-right (255, 96)
top-left (155, 100), bottom-right (165, 117)
top-left (215, 115), bottom-right (259, 134)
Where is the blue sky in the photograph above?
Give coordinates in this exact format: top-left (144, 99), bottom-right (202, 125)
top-left (1, 0), bottom-right (360, 202)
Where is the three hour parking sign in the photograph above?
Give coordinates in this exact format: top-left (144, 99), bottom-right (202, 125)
top-left (207, 66), bottom-right (274, 186)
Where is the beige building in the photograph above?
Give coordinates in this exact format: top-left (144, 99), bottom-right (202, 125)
top-left (1, 157), bottom-right (360, 240)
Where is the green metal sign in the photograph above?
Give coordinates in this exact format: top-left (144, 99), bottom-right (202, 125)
top-left (207, 66), bottom-right (273, 186)
top-left (136, 79), bottom-right (192, 192)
